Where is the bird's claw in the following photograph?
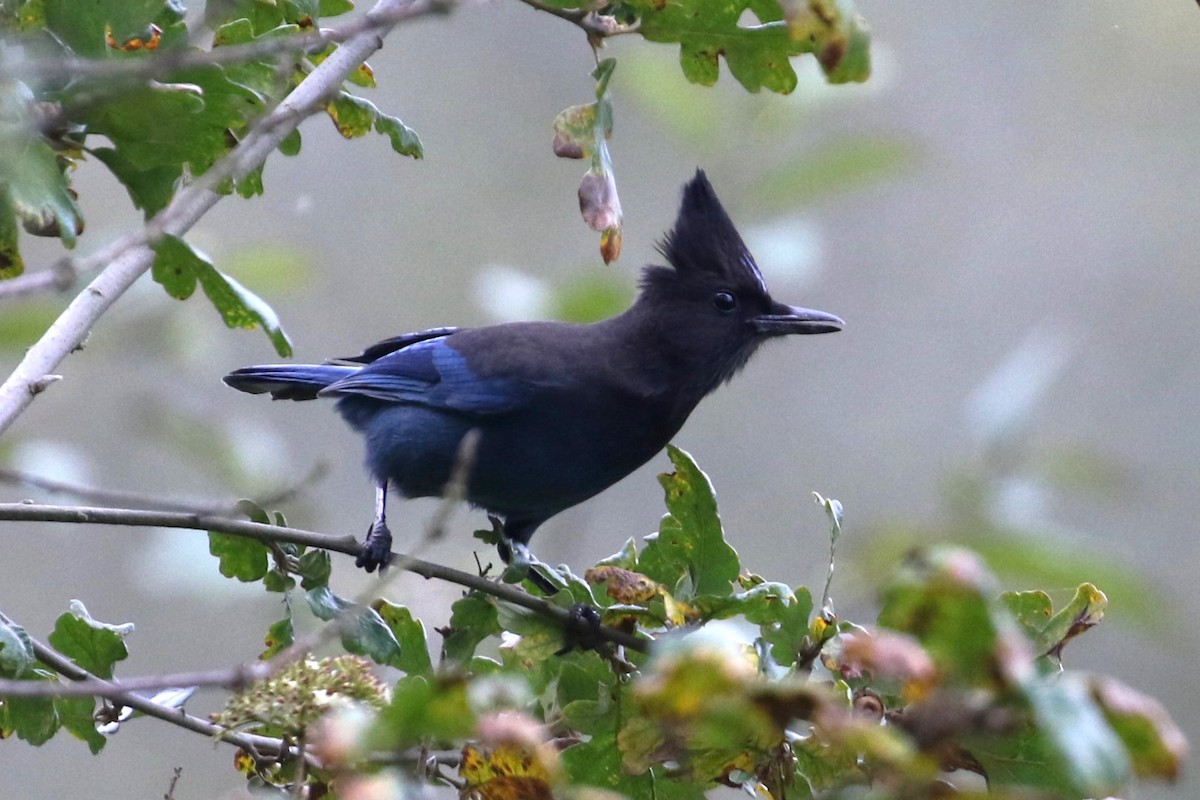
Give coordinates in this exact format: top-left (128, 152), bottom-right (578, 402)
top-left (556, 603), bottom-right (605, 655)
top-left (356, 520), bottom-right (394, 573)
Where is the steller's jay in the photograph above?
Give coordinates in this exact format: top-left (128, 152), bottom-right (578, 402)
top-left (224, 170), bottom-right (842, 585)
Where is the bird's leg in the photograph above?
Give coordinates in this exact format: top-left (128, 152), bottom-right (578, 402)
top-left (356, 479), bottom-right (394, 573)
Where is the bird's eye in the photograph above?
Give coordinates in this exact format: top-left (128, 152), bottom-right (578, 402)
top-left (712, 291), bottom-right (737, 313)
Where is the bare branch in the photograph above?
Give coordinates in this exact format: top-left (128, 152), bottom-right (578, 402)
top-left (0, 663), bottom-right (269, 698)
top-left (0, 0), bottom-right (444, 433)
top-left (0, 502), bottom-right (650, 653)
top-left (0, 462), bottom-right (327, 514)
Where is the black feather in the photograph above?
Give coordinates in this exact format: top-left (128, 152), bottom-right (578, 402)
top-left (656, 169), bottom-right (767, 292)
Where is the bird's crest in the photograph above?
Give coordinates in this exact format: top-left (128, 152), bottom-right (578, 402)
top-left (657, 170), bottom-right (767, 293)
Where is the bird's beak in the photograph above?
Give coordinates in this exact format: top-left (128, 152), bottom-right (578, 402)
top-left (753, 302), bottom-right (845, 336)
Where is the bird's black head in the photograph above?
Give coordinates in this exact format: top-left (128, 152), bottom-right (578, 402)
top-left (637, 170), bottom-right (843, 393)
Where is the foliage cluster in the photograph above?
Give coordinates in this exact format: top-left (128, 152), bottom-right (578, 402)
top-left (0, 446), bottom-right (1185, 798)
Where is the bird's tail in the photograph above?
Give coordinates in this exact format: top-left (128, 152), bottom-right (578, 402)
top-left (223, 364), bottom-right (358, 401)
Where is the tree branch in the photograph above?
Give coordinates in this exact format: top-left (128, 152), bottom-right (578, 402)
top-left (2, 4), bottom-right (454, 87)
top-left (514, 0), bottom-right (641, 41)
top-left (0, 610), bottom-right (291, 758)
top-left (0, 502), bottom-right (650, 653)
top-left (0, 462), bottom-right (327, 514)
top-left (0, 0), bottom-right (442, 433)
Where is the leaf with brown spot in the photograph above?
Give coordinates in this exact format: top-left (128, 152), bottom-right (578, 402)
top-left (460, 743), bottom-right (555, 800)
top-left (586, 566), bottom-right (660, 604)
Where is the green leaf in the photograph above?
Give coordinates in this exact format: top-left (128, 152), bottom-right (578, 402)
top-left (373, 111), bottom-right (424, 158)
top-left (47, 607), bottom-right (130, 680)
top-left (150, 232), bottom-right (198, 299)
top-left (371, 675), bottom-right (475, 749)
top-left (297, 549), bottom-right (331, 589)
top-left (703, 581), bottom-right (813, 666)
top-left (592, 57), bottom-right (617, 98)
top-left (326, 91), bottom-right (375, 137)
top-left (327, 92), bottom-right (423, 158)
top-left (3, 0), bottom-right (47, 30)
top-left (3, 692), bottom-right (59, 746)
top-left (441, 593), bottom-right (501, 666)
top-left (260, 616), bottom-right (295, 660)
top-left (562, 734), bottom-right (708, 800)
top-left (55, 694), bottom-right (106, 753)
top-left (972, 676), bottom-right (1130, 797)
top-left (497, 605), bottom-right (566, 664)
top-left (0, 618), bottom-right (36, 677)
top-left (43, 0), bottom-right (167, 56)
top-left (262, 568), bottom-right (296, 593)
top-left (0, 82), bottom-right (84, 248)
top-left (373, 600), bottom-right (433, 677)
top-left (1000, 589), bottom-right (1053, 642)
top-left (1039, 583), bottom-right (1106, 660)
top-left (278, 128), bottom-right (302, 157)
top-left (151, 234), bottom-right (293, 356)
top-left (212, 16), bottom-right (257, 45)
top-left (208, 531), bottom-right (270, 581)
top-left (0, 195), bottom-right (23, 279)
top-left (876, 547), bottom-right (1012, 688)
top-left (319, 0), bottom-right (356, 15)
top-left (1090, 675), bottom-right (1186, 781)
top-left (75, 64), bottom-right (262, 204)
top-left (638, 444), bottom-right (740, 598)
top-left (205, 0), bottom-right (300, 34)
top-left (90, 148), bottom-right (180, 218)
top-left (305, 587), bottom-right (403, 667)
top-left (629, 0), bottom-right (870, 94)
top-left (1028, 677), bottom-right (1129, 795)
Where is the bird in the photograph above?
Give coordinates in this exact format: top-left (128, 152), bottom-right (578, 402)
top-left (224, 170), bottom-right (843, 588)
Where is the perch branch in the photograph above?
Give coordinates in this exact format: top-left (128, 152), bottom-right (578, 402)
top-left (0, 502), bottom-right (650, 653)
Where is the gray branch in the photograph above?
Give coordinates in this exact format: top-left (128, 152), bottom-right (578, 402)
top-left (0, 502), bottom-right (650, 653)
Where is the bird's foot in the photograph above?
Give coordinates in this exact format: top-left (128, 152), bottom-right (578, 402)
top-left (498, 539), bottom-right (560, 595)
top-left (356, 519), bottom-right (394, 573)
top-left (555, 603), bottom-right (605, 655)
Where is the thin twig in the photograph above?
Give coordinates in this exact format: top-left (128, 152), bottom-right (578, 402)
top-left (0, 0), bottom-right (443, 435)
top-left (0, 663), bottom-right (270, 698)
top-left (1, 4), bottom-right (453, 87)
top-left (514, 0), bottom-right (640, 40)
top-left (0, 503), bottom-right (649, 653)
top-left (0, 462), bottom-right (327, 514)
top-left (0, 610), bottom-right (291, 757)
top-left (426, 428), bottom-right (479, 541)
top-left (164, 766), bottom-right (183, 800)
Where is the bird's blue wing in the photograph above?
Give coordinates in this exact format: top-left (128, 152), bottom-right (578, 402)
top-left (334, 327), bottom-right (460, 364)
top-left (319, 333), bottom-right (528, 415)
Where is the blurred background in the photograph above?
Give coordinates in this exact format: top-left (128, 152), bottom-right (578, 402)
top-left (2, 1), bottom-right (1199, 797)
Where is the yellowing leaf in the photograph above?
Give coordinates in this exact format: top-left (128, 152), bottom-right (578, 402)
top-left (460, 743), bottom-right (555, 800)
